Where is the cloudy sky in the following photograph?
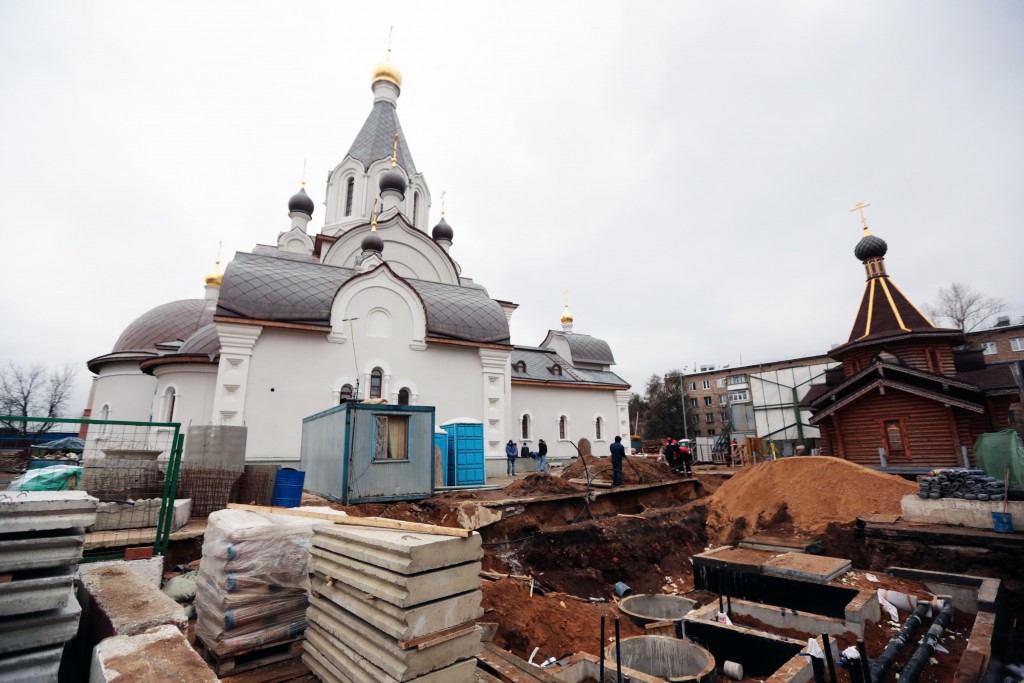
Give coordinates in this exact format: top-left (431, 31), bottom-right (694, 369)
top-left (1, 1), bottom-right (1022, 413)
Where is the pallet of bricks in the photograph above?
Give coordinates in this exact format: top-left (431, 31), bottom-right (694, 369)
top-left (304, 520), bottom-right (484, 683)
top-left (194, 507), bottom-right (329, 677)
top-left (0, 491), bottom-right (98, 682)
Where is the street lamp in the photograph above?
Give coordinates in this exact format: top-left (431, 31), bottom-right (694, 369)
top-left (679, 368), bottom-right (689, 441)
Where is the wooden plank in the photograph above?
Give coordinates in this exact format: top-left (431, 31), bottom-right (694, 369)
top-left (196, 636), bottom-right (305, 677)
top-left (226, 503), bottom-right (472, 538)
top-left (398, 622), bottom-right (477, 651)
top-left (480, 643), bottom-right (564, 682)
top-left (221, 656), bottom-right (311, 683)
top-left (568, 478), bottom-right (612, 488)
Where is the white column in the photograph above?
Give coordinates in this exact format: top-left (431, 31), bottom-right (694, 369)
top-left (479, 348), bottom-right (513, 458)
top-left (211, 324), bottom-right (262, 426)
top-left (615, 389), bottom-right (631, 445)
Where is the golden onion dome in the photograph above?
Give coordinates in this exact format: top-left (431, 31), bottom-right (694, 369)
top-left (205, 261), bottom-right (222, 287)
top-left (372, 60), bottom-right (402, 87)
top-left (560, 304), bottom-right (574, 324)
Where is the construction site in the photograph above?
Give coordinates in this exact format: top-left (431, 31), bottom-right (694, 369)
top-left (2, 425), bottom-right (1023, 683)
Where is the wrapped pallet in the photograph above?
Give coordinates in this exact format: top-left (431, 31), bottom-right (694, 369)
top-left (195, 507), bottom-right (330, 659)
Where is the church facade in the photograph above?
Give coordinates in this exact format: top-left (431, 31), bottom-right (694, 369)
top-left (85, 59), bottom-right (631, 473)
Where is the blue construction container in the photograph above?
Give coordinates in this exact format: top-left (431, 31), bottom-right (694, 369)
top-left (441, 419), bottom-right (485, 486)
top-left (300, 403), bottom-right (436, 504)
top-left (434, 428), bottom-right (449, 486)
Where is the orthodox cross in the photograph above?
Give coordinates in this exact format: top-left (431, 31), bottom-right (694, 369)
top-left (440, 191), bottom-right (447, 216)
top-left (850, 201), bottom-right (871, 230)
top-left (391, 133), bottom-right (399, 166)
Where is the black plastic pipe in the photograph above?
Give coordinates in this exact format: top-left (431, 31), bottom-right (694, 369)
top-left (600, 614), bottom-right (606, 682)
top-left (810, 655), bottom-right (827, 683)
top-left (899, 601), bottom-right (955, 683)
top-left (821, 633), bottom-right (838, 683)
top-left (857, 638), bottom-right (872, 683)
top-left (870, 602), bottom-right (930, 683)
top-left (615, 615), bottom-right (622, 683)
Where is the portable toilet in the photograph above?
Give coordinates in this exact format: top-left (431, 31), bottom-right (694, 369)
top-left (434, 427), bottom-right (449, 486)
top-left (300, 403), bottom-right (436, 503)
top-left (440, 418), bottom-right (485, 486)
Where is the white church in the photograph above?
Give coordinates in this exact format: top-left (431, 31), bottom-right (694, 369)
top-left (85, 58), bottom-right (631, 475)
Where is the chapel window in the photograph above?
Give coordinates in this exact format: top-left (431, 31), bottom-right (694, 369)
top-left (521, 414), bottom-right (531, 440)
top-left (595, 417), bottom-right (603, 441)
top-left (370, 367), bottom-right (384, 399)
top-left (163, 387), bottom-right (177, 422)
top-left (339, 384), bottom-right (354, 403)
top-left (398, 388), bottom-right (411, 405)
top-left (559, 415), bottom-right (567, 440)
top-left (513, 360), bottom-right (526, 373)
top-left (345, 177), bottom-right (355, 217)
top-left (884, 419), bottom-right (907, 455)
top-left (926, 348), bottom-right (943, 373)
top-left (413, 192), bottom-right (420, 227)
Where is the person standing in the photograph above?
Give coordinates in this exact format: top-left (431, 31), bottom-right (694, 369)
top-left (610, 436), bottom-right (626, 487)
top-left (505, 439), bottom-right (518, 476)
top-left (537, 439), bottom-right (549, 474)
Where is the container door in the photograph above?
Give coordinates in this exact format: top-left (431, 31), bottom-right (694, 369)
top-left (454, 424), bottom-right (485, 485)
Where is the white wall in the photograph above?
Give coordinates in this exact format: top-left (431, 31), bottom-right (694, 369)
top-left (510, 384), bottom-right (623, 461)
top-left (152, 364), bottom-right (217, 446)
top-left (89, 361), bottom-right (157, 427)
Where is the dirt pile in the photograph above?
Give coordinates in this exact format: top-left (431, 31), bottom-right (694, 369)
top-left (503, 473), bottom-right (586, 496)
top-left (559, 455), bottom-right (678, 484)
top-left (705, 457), bottom-right (917, 544)
top-left (479, 578), bottom-right (643, 660)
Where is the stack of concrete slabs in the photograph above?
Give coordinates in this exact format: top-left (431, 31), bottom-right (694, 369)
top-left (305, 525), bottom-right (484, 683)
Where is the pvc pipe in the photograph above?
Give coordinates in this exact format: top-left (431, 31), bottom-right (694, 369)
top-left (528, 646), bottom-right (539, 665)
top-left (899, 600), bottom-right (955, 683)
top-left (821, 633), bottom-right (838, 683)
top-left (600, 615), bottom-right (606, 682)
top-left (870, 602), bottom-right (930, 683)
top-left (723, 660), bottom-right (744, 680)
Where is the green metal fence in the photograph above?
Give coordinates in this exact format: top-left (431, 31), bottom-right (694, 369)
top-left (0, 415), bottom-right (183, 561)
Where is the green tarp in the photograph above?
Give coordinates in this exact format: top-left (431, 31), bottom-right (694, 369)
top-left (974, 430), bottom-right (1024, 491)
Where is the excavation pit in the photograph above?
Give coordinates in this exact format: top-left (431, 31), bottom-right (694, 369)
top-left (603, 635), bottom-right (716, 683)
top-left (619, 594), bottom-right (696, 635)
top-left (682, 610), bottom-right (815, 681)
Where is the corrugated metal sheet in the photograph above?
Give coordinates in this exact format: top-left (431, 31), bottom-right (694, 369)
top-left (301, 403), bottom-right (435, 504)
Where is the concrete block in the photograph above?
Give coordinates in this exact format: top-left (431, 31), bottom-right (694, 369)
top-left (90, 498), bottom-right (191, 532)
top-left (0, 644), bottom-right (63, 683)
top-left (79, 564), bottom-right (187, 639)
top-left (89, 624), bottom-right (220, 683)
top-left (307, 595), bottom-right (481, 681)
top-left (901, 493), bottom-right (1024, 530)
top-left (0, 491), bottom-right (97, 534)
top-left (0, 528), bottom-right (84, 572)
top-left (304, 624), bottom-right (478, 683)
top-left (0, 566), bottom-right (75, 617)
top-left (312, 574), bottom-right (482, 641)
top-left (0, 588), bottom-right (81, 655)
top-left (185, 425), bottom-right (247, 468)
top-left (762, 553), bottom-right (850, 583)
top-left (312, 526), bottom-right (482, 575)
top-left (83, 557), bottom-right (165, 588)
top-left (310, 547), bottom-right (480, 609)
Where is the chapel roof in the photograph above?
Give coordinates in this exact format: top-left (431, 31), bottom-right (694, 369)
top-left (346, 100), bottom-right (418, 176)
top-left (563, 332), bottom-right (616, 365)
top-left (111, 299), bottom-right (214, 353)
top-left (510, 347), bottom-right (629, 388)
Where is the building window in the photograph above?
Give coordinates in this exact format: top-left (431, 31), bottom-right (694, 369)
top-left (727, 375), bottom-right (747, 385)
top-left (370, 367), bottom-right (384, 399)
top-left (703, 396), bottom-right (713, 406)
top-left (882, 419), bottom-right (908, 457)
top-left (708, 429), bottom-right (716, 436)
top-left (688, 382), bottom-right (696, 391)
top-left (688, 398), bottom-right (697, 408)
top-left (1011, 338), bottom-right (1024, 352)
top-left (513, 360), bottom-right (526, 373)
top-left (413, 192), bottom-right (420, 227)
top-left (981, 341), bottom-right (997, 355)
top-left (720, 411), bottom-right (729, 422)
top-left (344, 177), bottom-right (355, 216)
top-left (373, 414), bottom-right (409, 460)
top-left (521, 414), bottom-right (531, 440)
top-left (705, 413), bottom-right (714, 423)
top-left (702, 380), bottom-right (711, 390)
top-left (162, 387), bottom-right (177, 422)
top-left (926, 348), bottom-right (943, 373)
top-left (550, 364), bottom-right (562, 376)
top-left (716, 378), bottom-right (726, 388)
top-left (339, 384), bottom-right (354, 402)
top-left (559, 415), bottom-right (568, 440)
top-left (595, 417), bottom-right (603, 441)
top-left (694, 430), bottom-right (701, 437)
top-left (397, 388), bottom-right (410, 405)
top-left (719, 395), bottom-right (728, 406)
top-left (728, 390), bottom-right (749, 403)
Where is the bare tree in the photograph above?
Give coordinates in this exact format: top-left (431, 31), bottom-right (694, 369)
top-left (923, 281), bottom-right (1007, 332)
top-left (0, 362), bottom-right (78, 438)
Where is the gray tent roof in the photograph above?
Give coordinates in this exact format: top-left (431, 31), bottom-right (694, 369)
top-left (346, 100), bottom-right (417, 176)
top-left (217, 252), bottom-right (510, 345)
top-left (179, 323), bottom-right (220, 355)
top-left (564, 332), bottom-right (616, 365)
top-left (511, 347), bottom-right (628, 388)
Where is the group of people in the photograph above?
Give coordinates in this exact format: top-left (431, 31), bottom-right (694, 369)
top-left (663, 438), bottom-right (694, 476)
top-left (505, 439), bottom-right (549, 475)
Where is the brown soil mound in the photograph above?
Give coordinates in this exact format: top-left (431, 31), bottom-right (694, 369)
top-left (503, 473), bottom-right (586, 496)
top-left (480, 578), bottom-right (643, 660)
top-left (705, 457), bottom-right (917, 544)
top-left (559, 455), bottom-right (678, 484)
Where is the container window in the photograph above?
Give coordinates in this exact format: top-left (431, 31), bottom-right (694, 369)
top-left (374, 414), bottom-right (409, 460)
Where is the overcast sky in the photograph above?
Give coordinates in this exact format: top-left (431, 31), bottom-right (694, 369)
top-left (1, 1), bottom-right (1022, 414)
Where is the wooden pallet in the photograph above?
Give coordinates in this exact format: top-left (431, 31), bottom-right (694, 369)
top-left (195, 636), bottom-right (305, 677)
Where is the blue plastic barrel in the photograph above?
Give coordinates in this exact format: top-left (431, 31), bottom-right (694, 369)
top-left (271, 468), bottom-right (305, 508)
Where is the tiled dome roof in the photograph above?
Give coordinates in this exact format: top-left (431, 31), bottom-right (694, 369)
top-left (112, 300), bottom-right (214, 353)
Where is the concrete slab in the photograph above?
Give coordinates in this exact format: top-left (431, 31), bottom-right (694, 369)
top-left (304, 624), bottom-right (478, 683)
top-left (762, 553), bottom-right (851, 584)
top-left (307, 596), bottom-right (482, 681)
top-left (82, 557), bottom-right (165, 588)
top-left (692, 546), bottom-right (778, 574)
top-left (312, 574), bottom-right (482, 641)
top-left (0, 589), bottom-right (81, 655)
top-left (0, 644), bottom-right (63, 683)
top-left (90, 498), bottom-right (192, 532)
top-left (0, 491), bottom-right (98, 534)
top-left (312, 526), bottom-right (482, 575)
top-left (0, 566), bottom-right (76, 617)
top-left (0, 528), bottom-right (84, 572)
top-left (79, 564), bottom-right (187, 639)
top-left (739, 533), bottom-right (823, 554)
top-left (901, 493), bottom-right (1024, 530)
top-left (310, 547), bottom-right (481, 609)
top-left (89, 624), bottom-right (220, 683)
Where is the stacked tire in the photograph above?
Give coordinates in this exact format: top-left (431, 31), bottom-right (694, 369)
top-left (917, 468), bottom-right (1005, 500)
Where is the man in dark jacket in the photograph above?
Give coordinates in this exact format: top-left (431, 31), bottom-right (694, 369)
top-left (505, 440), bottom-right (518, 476)
top-left (537, 439), bottom-right (549, 474)
top-left (610, 436), bottom-right (626, 486)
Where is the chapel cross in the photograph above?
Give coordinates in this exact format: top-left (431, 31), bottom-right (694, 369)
top-left (850, 201), bottom-right (871, 230)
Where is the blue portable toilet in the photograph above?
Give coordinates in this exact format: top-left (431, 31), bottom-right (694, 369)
top-left (434, 428), bottom-right (449, 486)
top-left (441, 418), bottom-right (485, 486)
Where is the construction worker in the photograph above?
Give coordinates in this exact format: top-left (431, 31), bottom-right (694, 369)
top-left (610, 436), bottom-right (626, 486)
top-left (505, 440), bottom-right (518, 476)
top-left (678, 440), bottom-right (693, 476)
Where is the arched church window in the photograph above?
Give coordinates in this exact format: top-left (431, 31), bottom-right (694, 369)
top-left (550, 364), bottom-right (562, 376)
top-left (559, 415), bottom-right (567, 440)
top-left (413, 193), bottom-right (420, 227)
top-left (398, 388), bottom-right (411, 405)
top-left (345, 177), bottom-right (355, 217)
top-left (370, 367), bottom-right (384, 399)
top-left (339, 384), bottom-right (354, 403)
top-left (99, 404), bottom-right (110, 421)
top-left (595, 417), bottom-right (603, 441)
top-left (163, 387), bottom-right (177, 422)
top-left (521, 414), bottom-right (531, 440)
top-left (513, 360), bottom-right (526, 373)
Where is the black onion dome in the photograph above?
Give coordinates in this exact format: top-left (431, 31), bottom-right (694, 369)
top-left (379, 168), bottom-right (407, 195)
top-left (288, 187), bottom-right (315, 216)
top-left (361, 231), bottom-right (384, 253)
top-left (431, 217), bottom-right (453, 241)
top-left (854, 233), bottom-right (888, 261)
